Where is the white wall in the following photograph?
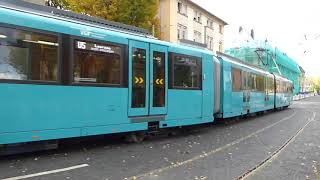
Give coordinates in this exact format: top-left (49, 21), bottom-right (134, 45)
top-left (175, 0), bottom-right (224, 52)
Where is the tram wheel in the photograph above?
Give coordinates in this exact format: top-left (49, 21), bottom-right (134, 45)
top-left (124, 132), bottom-right (146, 143)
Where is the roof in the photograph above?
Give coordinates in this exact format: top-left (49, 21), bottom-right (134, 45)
top-left (299, 66), bottom-right (306, 74)
top-left (188, 0), bottom-right (228, 25)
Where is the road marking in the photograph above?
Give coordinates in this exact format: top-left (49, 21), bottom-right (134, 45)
top-left (2, 164), bottom-right (89, 180)
top-left (126, 111), bottom-right (297, 180)
top-left (238, 111), bottom-right (317, 179)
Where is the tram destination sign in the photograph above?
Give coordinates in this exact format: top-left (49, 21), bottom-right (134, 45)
top-left (75, 40), bottom-right (116, 54)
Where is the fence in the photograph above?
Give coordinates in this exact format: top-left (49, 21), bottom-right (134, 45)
top-left (293, 92), bottom-right (317, 101)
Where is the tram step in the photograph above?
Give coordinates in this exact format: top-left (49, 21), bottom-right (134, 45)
top-left (148, 121), bottom-right (160, 134)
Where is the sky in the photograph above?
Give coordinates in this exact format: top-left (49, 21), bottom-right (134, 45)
top-left (193, 0), bottom-right (320, 77)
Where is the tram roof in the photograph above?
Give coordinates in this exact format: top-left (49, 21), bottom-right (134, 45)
top-left (217, 52), bottom-right (273, 76)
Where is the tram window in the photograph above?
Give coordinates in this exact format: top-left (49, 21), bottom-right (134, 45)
top-left (287, 83), bottom-right (293, 93)
top-left (256, 75), bottom-right (265, 92)
top-left (281, 82), bottom-right (285, 93)
top-left (248, 73), bottom-right (252, 90)
top-left (131, 48), bottom-right (146, 108)
top-left (0, 26), bottom-right (59, 81)
top-left (278, 80), bottom-right (286, 93)
top-left (249, 73), bottom-right (257, 91)
top-left (267, 77), bottom-right (274, 93)
top-left (241, 71), bottom-right (247, 90)
top-left (153, 51), bottom-right (165, 107)
top-left (73, 40), bottom-right (121, 85)
top-left (285, 83), bottom-right (288, 93)
top-left (276, 80), bottom-right (280, 93)
top-left (232, 68), bottom-right (242, 91)
top-left (170, 54), bottom-right (201, 89)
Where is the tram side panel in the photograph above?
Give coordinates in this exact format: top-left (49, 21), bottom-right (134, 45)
top-left (218, 57), bottom-right (244, 118)
top-left (217, 53), bottom-right (278, 119)
top-left (201, 53), bottom-right (215, 122)
top-left (265, 75), bottom-right (276, 111)
top-left (0, 85), bottom-right (137, 145)
top-left (248, 73), bottom-right (272, 113)
top-left (162, 49), bottom-right (214, 128)
top-left (213, 57), bottom-right (221, 116)
top-left (275, 75), bottom-right (293, 108)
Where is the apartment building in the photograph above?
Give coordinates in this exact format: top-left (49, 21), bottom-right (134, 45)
top-left (159, 0), bottom-right (227, 53)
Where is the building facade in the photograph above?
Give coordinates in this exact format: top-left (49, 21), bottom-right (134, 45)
top-left (299, 66), bottom-right (313, 93)
top-left (159, 0), bottom-right (227, 53)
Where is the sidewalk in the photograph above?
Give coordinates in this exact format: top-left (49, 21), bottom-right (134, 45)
top-left (293, 93), bottom-right (318, 101)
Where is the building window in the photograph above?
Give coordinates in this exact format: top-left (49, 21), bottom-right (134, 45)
top-left (232, 68), bottom-right (242, 91)
top-left (177, 24), bottom-right (187, 40)
top-left (207, 36), bottom-right (213, 50)
top-left (0, 26), bottom-right (59, 82)
top-left (207, 19), bottom-right (213, 29)
top-left (219, 24), bottom-right (223, 34)
top-left (177, 2), bottom-right (187, 16)
top-left (193, 10), bottom-right (202, 23)
top-left (169, 53), bottom-right (202, 89)
top-left (219, 40), bottom-right (223, 52)
top-left (193, 31), bottom-right (202, 43)
top-left (73, 40), bottom-right (122, 85)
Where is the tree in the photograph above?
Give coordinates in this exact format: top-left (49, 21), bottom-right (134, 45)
top-left (45, 0), bottom-right (68, 9)
top-left (311, 77), bottom-right (320, 93)
top-left (63, 0), bottom-right (119, 20)
top-left (47, 0), bottom-right (160, 38)
top-left (114, 0), bottom-right (160, 37)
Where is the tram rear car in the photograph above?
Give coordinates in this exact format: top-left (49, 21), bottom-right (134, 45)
top-left (274, 75), bottom-right (293, 108)
top-left (216, 52), bottom-right (292, 119)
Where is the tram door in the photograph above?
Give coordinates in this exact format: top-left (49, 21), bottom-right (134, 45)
top-left (128, 40), bottom-right (168, 117)
top-left (242, 71), bottom-right (250, 114)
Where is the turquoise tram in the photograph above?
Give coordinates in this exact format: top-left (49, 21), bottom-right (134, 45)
top-left (0, 0), bottom-right (293, 153)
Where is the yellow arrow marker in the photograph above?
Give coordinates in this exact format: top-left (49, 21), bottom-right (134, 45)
top-left (160, 79), bottom-right (164, 85)
top-left (139, 77), bottom-right (144, 84)
top-left (156, 79), bottom-right (160, 85)
top-left (134, 77), bottom-right (139, 84)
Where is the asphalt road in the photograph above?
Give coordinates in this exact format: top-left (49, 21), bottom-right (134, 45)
top-left (0, 96), bottom-right (319, 180)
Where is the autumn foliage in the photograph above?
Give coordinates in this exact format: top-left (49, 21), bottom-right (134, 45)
top-left (46, 0), bottom-right (160, 38)
top-left (311, 77), bottom-right (320, 93)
